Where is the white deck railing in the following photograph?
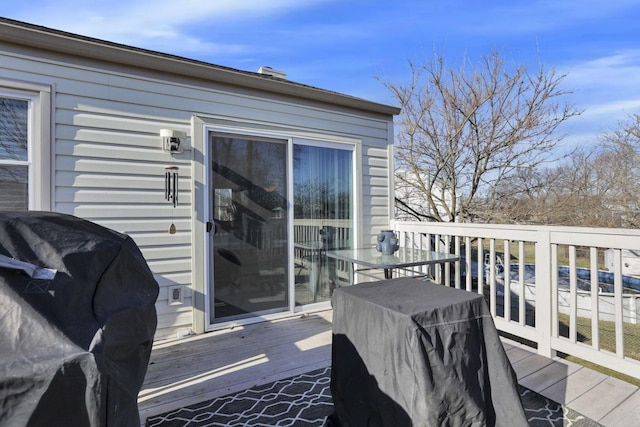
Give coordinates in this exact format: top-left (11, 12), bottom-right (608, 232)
top-left (391, 220), bottom-right (640, 379)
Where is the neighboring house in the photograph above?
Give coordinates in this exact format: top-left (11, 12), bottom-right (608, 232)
top-left (605, 249), bottom-right (640, 277)
top-left (0, 17), bottom-right (400, 340)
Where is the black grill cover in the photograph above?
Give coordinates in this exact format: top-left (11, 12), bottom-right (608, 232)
top-left (330, 277), bottom-right (528, 427)
top-left (0, 211), bottom-right (159, 426)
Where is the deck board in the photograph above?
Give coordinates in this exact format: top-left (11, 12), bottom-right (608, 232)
top-left (600, 389), bottom-right (640, 426)
top-left (138, 310), bottom-right (637, 426)
top-left (517, 358), bottom-right (583, 394)
top-left (139, 311), bottom-right (333, 423)
top-left (570, 376), bottom-right (638, 424)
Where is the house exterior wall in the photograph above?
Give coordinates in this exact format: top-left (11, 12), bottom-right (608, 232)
top-left (0, 35), bottom-right (396, 340)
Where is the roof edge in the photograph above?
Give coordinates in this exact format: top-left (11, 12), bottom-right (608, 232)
top-left (0, 17), bottom-right (401, 116)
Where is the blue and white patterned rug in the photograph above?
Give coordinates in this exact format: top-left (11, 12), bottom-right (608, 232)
top-left (145, 366), bottom-right (601, 427)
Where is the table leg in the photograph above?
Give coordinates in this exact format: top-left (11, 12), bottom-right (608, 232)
top-left (385, 268), bottom-right (392, 279)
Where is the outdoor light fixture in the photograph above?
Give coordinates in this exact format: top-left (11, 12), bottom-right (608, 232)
top-left (160, 129), bottom-right (182, 153)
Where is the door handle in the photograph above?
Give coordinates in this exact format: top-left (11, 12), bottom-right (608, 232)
top-left (206, 221), bottom-right (215, 233)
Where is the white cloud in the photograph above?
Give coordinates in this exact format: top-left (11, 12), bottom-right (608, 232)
top-left (581, 100), bottom-right (640, 119)
top-left (565, 50), bottom-right (640, 88)
top-left (559, 50), bottom-right (640, 129)
top-left (545, 50), bottom-right (640, 148)
top-left (11, 0), bottom-right (331, 55)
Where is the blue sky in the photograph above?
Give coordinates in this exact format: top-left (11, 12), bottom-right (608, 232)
top-left (2, 0), bottom-right (640, 149)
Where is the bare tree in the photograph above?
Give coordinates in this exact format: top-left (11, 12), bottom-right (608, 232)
top-left (543, 150), bottom-right (617, 227)
top-left (491, 141), bottom-right (639, 228)
top-left (598, 114), bottom-right (640, 227)
top-left (484, 166), bottom-right (563, 224)
top-left (384, 51), bottom-right (581, 222)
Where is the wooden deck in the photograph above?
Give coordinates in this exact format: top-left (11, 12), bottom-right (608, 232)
top-left (138, 310), bottom-right (639, 426)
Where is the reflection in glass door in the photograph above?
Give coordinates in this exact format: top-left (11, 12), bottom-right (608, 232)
top-left (210, 135), bottom-right (289, 322)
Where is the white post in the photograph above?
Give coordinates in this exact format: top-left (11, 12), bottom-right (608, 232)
top-left (535, 230), bottom-right (554, 358)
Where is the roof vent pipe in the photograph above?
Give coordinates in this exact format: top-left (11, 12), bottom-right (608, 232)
top-left (257, 66), bottom-right (287, 79)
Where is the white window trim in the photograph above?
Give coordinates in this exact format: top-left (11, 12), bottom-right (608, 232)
top-left (0, 79), bottom-right (52, 211)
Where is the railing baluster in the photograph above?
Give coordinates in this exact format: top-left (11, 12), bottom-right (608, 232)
top-left (569, 245), bottom-right (578, 344)
top-left (465, 236), bottom-right (472, 292)
top-left (504, 239), bottom-right (511, 322)
top-left (434, 233), bottom-right (441, 283)
top-left (590, 247), bottom-right (600, 351)
top-left (518, 241), bottom-right (525, 326)
top-left (420, 232), bottom-right (427, 277)
top-left (477, 238), bottom-right (484, 295)
top-left (551, 244), bottom-right (559, 336)
top-left (614, 249), bottom-right (624, 358)
top-left (444, 234), bottom-right (451, 287)
top-left (454, 235), bottom-right (461, 289)
top-left (489, 239), bottom-right (496, 316)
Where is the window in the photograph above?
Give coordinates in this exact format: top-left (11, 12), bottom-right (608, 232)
top-left (0, 83), bottom-right (51, 211)
top-left (0, 96), bottom-right (29, 210)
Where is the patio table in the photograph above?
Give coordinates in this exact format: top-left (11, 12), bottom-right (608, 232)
top-left (330, 277), bottom-right (528, 427)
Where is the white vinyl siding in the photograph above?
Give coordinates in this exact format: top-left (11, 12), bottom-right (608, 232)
top-left (0, 42), bottom-right (394, 340)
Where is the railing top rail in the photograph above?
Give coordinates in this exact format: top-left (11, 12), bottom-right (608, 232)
top-left (392, 220), bottom-right (640, 237)
top-left (392, 220), bottom-right (640, 249)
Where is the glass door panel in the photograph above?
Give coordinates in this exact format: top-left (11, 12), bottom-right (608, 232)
top-left (293, 144), bottom-right (353, 305)
top-left (210, 135), bottom-right (289, 322)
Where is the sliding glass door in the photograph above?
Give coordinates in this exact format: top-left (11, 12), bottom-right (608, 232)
top-left (209, 132), bottom-right (355, 324)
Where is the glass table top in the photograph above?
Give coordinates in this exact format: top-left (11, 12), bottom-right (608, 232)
top-left (325, 247), bottom-right (459, 269)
